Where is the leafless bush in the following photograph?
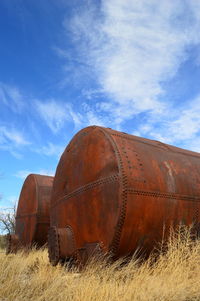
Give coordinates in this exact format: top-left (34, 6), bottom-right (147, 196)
top-left (0, 204), bottom-right (16, 234)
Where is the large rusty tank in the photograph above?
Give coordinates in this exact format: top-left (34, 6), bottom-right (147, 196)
top-left (7, 174), bottom-right (54, 253)
top-left (48, 126), bottom-right (200, 266)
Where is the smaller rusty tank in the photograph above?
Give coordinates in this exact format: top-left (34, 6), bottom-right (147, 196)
top-left (7, 174), bottom-right (54, 253)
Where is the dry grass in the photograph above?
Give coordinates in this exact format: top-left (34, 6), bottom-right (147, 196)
top-left (0, 235), bottom-right (6, 249)
top-left (0, 227), bottom-right (200, 301)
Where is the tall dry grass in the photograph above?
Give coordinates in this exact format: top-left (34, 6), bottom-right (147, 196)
top-left (0, 227), bottom-right (199, 301)
top-left (0, 235), bottom-right (6, 249)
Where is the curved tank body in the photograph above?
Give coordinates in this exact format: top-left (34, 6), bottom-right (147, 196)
top-left (48, 126), bottom-right (200, 265)
top-left (7, 174), bottom-right (54, 253)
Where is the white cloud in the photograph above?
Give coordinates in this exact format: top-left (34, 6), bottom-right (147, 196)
top-left (82, 88), bottom-right (104, 100)
top-left (69, 1), bottom-right (200, 111)
top-left (62, 0), bottom-right (200, 151)
top-left (0, 145), bottom-right (23, 159)
top-left (35, 99), bottom-right (69, 133)
top-left (67, 105), bottom-right (83, 128)
top-left (35, 99), bottom-right (83, 133)
top-left (0, 126), bottom-right (30, 158)
top-left (85, 110), bottom-right (107, 127)
top-left (133, 94), bottom-right (200, 151)
top-left (0, 126), bottom-right (29, 146)
top-left (15, 169), bottom-right (55, 180)
top-left (35, 142), bottom-right (65, 158)
top-left (0, 82), bottom-right (25, 113)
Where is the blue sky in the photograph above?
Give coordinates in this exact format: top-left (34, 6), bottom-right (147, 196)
top-left (1, 0), bottom-right (200, 209)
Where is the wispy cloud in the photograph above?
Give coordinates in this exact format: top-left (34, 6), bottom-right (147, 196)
top-left (0, 82), bottom-right (25, 113)
top-left (69, 1), bottom-right (200, 109)
top-left (0, 126), bottom-right (30, 158)
top-left (61, 0), bottom-right (200, 150)
top-left (133, 94), bottom-right (200, 151)
top-left (0, 126), bottom-right (29, 146)
top-left (85, 110), bottom-right (107, 127)
top-left (35, 99), bottom-right (68, 133)
top-left (35, 99), bottom-right (83, 133)
top-left (34, 142), bottom-right (65, 158)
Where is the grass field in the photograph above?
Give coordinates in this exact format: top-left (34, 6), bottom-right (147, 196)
top-left (0, 235), bottom-right (6, 249)
top-left (0, 227), bottom-right (200, 301)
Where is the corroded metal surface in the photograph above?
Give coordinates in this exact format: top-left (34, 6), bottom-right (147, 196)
top-left (48, 225), bottom-right (77, 265)
top-left (7, 174), bottom-right (54, 253)
top-left (49, 126), bottom-right (200, 265)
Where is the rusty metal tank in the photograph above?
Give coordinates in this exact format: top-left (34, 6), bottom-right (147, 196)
top-left (48, 126), bottom-right (200, 266)
top-left (7, 174), bottom-right (54, 253)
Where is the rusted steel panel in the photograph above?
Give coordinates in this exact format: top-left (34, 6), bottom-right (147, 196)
top-left (48, 126), bottom-right (200, 266)
top-left (7, 174), bottom-right (54, 253)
